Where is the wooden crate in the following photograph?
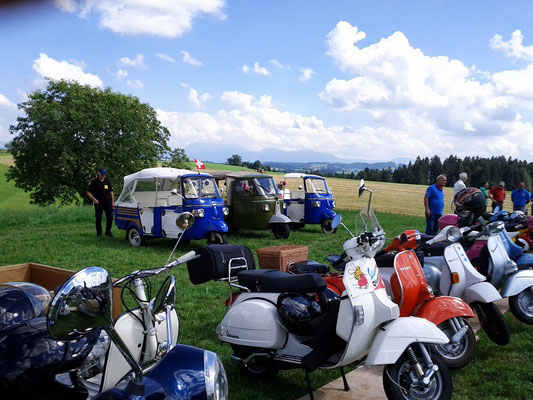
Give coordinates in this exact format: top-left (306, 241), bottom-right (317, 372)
top-left (256, 245), bottom-right (308, 272)
top-left (0, 263), bottom-right (121, 318)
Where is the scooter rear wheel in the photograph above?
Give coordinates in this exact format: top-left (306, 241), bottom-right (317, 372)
top-left (383, 345), bottom-right (452, 400)
top-left (432, 318), bottom-right (476, 369)
top-left (509, 287), bottom-right (533, 324)
top-left (231, 345), bottom-right (279, 381)
top-left (471, 301), bottom-right (510, 345)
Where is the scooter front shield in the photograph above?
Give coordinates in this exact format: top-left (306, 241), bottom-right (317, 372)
top-left (501, 269), bottom-right (533, 297)
top-left (365, 316), bottom-right (448, 366)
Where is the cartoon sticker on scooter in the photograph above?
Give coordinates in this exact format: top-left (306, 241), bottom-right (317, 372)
top-left (367, 264), bottom-right (378, 287)
top-left (354, 266), bottom-right (368, 289)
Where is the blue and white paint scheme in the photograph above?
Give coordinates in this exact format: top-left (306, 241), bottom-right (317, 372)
top-left (115, 167), bottom-right (229, 246)
top-left (282, 173), bottom-right (337, 233)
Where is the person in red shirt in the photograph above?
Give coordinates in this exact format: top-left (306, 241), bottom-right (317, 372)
top-left (489, 181), bottom-right (506, 212)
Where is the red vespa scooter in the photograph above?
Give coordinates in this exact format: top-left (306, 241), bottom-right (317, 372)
top-left (389, 250), bottom-right (476, 368)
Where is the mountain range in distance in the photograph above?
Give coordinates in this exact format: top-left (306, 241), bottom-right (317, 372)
top-left (185, 142), bottom-right (410, 173)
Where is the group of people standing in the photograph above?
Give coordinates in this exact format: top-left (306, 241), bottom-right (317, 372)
top-left (424, 172), bottom-right (533, 235)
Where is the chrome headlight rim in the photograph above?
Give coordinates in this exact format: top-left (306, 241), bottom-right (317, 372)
top-left (204, 350), bottom-right (228, 400)
top-left (222, 207), bottom-right (229, 216)
top-left (192, 208), bottom-right (205, 218)
top-left (446, 226), bottom-right (461, 242)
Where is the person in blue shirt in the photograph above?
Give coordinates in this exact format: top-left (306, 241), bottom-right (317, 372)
top-left (424, 175), bottom-right (447, 235)
top-left (511, 181), bottom-right (530, 213)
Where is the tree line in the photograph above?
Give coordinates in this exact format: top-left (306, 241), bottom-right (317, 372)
top-left (347, 155), bottom-right (533, 189)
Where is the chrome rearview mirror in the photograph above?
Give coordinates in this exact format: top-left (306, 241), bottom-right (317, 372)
top-left (175, 212), bottom-right (195, 230)
top-left (152, 275), bottom-right (176, 315)
top-left (358, 179), bottom-right (366, 198)
top-left (331, 214), bottom-right (342, 229)
top-left (47, 266), bottom-right (113, 340)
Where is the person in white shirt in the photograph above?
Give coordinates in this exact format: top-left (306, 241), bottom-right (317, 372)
top-left (451, 172), bottom-right (468, 211)
top-left (454, 172), bottom-right (467, 194)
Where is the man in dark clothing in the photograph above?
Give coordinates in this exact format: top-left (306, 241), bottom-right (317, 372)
top-left (87, 168), bottom-right (115, 236)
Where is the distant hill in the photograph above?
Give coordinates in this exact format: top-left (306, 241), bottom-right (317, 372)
top-left (265, 160), bottom-right (397, 174)
top-left (185, 142), bottom-right (399, 164)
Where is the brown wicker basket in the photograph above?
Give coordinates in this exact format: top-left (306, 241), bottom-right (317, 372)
top-left (256, 245), bottom-right (308, 272)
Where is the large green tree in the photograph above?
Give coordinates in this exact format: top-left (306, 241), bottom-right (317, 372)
top-left (7, 79), bottom-right (170, 205)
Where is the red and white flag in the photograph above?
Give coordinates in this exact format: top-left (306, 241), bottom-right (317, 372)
top-left (194, 159), bottom-right (205, 169)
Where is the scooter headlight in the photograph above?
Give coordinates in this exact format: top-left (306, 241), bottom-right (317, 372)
top-left (204, 350), bottom-right (228, 400)
top-left (446, 226), bottom-right (461, 242)
top-left (332, 201), bottom-right (336, 208)
top-left (312, 201), bottom-right (321, 208)
top-left (222, 207), bottom-right (229, 216)
top-left (192, 208), bottom-right (205, 218)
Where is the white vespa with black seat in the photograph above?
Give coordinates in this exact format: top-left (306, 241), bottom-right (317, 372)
top-left (186, 181), bottom-right (453, 400)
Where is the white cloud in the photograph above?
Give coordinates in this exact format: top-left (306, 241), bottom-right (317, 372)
top-left (126, 79), bottom-right (144, 89)
top-left (299, 67), bottom-right (315, 83)
top-left (181, 51), bottom-right (203, 67)
top-left (32, 53), bottom-right (103, 88)
top-left (0, 94), bottom-right (17, 110)
top-left (157, 53), bottom-right (176, 63)
top-left (116, 69), bottom-right (128, 79)
top-left (187, 88), bottom-right (212, 109)
top-left (241, 62), bottom-right (270, 76)
top-left (270, 59), bottom-right (286, 69)
top-left (54, 0), bottom-right (77, 12)
top-left (490, 30), bottom-right (533, 61)
top-left (55, 0), bottom-right (226, 38)
top-left (119, 54), bottom-right (147, 69)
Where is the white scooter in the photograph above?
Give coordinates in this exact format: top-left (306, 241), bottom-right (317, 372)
top-left (186, 181), bottom-right (453, 400)
top-left (468, 221), bottom-right (533, 324)
top-left (421, 225), bottom-right (510, 345)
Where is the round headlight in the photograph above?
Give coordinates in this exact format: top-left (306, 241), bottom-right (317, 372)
top-left (204, 350), bottom-right (228, 400)
top-left (446, 226), bottom-right (461, 242)
top-left (222, 207), bottom-right (229, 216)
top-left (332, 201), bottom-right (336, 208)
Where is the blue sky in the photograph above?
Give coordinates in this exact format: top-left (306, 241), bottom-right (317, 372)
top-left (1, 0), bottom-right (533, 162)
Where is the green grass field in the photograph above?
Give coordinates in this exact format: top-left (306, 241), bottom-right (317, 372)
top-left (1, 156), bottom-right (532, 399)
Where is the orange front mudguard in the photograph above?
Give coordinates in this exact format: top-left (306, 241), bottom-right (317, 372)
top-left (416, 296), bottom-right (475, 326)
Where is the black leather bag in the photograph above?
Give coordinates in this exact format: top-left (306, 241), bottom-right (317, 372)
top-left (187, 244), bottom-right (255, 285)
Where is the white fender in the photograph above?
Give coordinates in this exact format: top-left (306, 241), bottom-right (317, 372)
top-left (463, 281), bottom-right (502, 304)
top-left (365, 316), bottom-right (448, 366)
top-left (501, 270), bottom-right (533, 297)
top-left (217, 297), bottom-right (286, 348)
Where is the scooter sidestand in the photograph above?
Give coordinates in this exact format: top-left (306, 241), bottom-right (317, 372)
top-left (339, 366), bottom-right (350, 391)
top-left (305, 369), bottom-right (314, 400)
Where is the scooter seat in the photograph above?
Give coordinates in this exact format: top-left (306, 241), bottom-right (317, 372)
top-left (238, 269), bottom-right (327, 293)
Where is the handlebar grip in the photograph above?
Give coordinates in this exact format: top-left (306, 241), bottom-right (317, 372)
top-left (175, 250), bottom-right (197, 265)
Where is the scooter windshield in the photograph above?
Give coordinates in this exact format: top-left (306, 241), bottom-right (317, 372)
top-left (183, 177), bottom-right (221, 199)
top-left (305, 178), bottom-right (329, 194)
top-left (253, 177), bottom-right (279, 197)
top-left (359, 206), bottom-right (384, 236)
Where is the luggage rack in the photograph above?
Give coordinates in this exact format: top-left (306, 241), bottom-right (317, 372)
top-left (218, 257), bottom-right (251, 306)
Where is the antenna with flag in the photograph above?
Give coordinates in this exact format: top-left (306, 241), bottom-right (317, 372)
top-left (194, 158), bottom-right (205, 174)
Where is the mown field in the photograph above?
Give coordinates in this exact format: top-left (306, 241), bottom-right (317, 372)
top-left (0, 153), bottom-right (531, 400)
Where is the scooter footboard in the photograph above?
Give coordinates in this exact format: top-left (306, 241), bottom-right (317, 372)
top-left (501, 270), bottom-right (533, 297)
top-left (463, 281), bottom-right (502, 304)
top-left (365, 317), bottom-right (448, 366)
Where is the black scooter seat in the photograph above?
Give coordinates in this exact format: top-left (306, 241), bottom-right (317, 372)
top-left (238, 269), bottom-right (326, 293)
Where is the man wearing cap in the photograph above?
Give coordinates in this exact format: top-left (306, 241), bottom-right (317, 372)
top-left (87, 168), bottom-right (115, 237)
top-left (511, 182), bottom-right (530, 214)
top-left (489, 181), bottom-right (506, 212)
